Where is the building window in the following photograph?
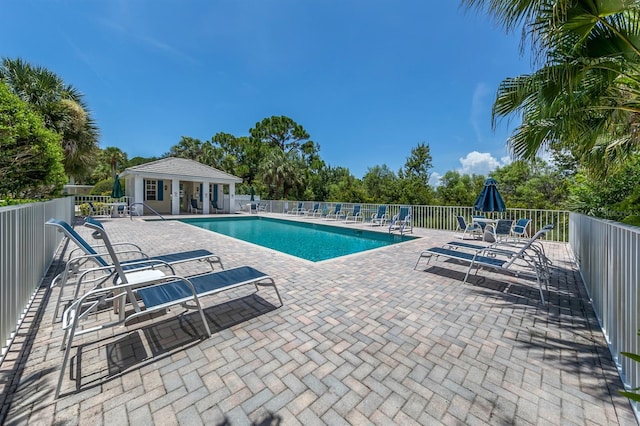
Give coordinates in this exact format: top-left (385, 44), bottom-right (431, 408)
top-left (145, 180), bottom-right (157, 201)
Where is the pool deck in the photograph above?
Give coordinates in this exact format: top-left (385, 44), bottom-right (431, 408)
top-left (0, 213), bottom-right (636, 425)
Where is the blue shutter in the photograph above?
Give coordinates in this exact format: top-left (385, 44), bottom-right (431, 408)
top-left (199, 183), bottom-right (203, 202)
top-left (158, 180), bottom-right (164, 201)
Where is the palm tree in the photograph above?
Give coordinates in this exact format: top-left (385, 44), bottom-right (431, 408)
top-left (259, 149), bottom-right (288, 198)
top-left (104, 147), bottom-right (128, 176)
top-left (167, 136), bottom-right (204, 160)
top-left (0, 57), bottom-right (100, 181)
top-left (89, 147), bottom-right (128, 182)
top-left (258, 149), bottom-right (307, 199)
top-left (462, 0), bottom-right (640, 175)
top-left (283, 151), bottom-right (307, 199)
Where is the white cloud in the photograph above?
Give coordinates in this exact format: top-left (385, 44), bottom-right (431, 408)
top-left (429, 171), bottom-right (442, 187)
top-left (458, 151), bottom-right (508, 176)
top-left (500, 155), bottom-right (512, 166)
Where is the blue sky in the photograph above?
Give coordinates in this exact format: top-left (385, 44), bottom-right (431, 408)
top-left (1, 1), bottom-right (532, 182)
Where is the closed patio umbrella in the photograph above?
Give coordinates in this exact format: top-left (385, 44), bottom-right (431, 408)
top-left (473, 178), bottom-right (506, 213)
top-left (250, 186), bottom-right (255, 202)
top-left (111, 175), bottom-right (124, 199)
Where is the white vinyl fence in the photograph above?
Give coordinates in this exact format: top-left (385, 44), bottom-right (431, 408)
top-left (570, 213), bottom-right (640, 416)
top-left (0, 197), bottom-right (74, 362)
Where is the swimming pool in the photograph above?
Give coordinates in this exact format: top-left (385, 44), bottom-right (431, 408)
top-left (180, 216), bottom-right (416, 262)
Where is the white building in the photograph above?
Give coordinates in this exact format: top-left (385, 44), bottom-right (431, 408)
top-left (120, 157), bottom-right (243, 215)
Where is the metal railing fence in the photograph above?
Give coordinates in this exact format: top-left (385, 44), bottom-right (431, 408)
top-left (260, 200), bottom-right (570, 242)
top-left (74, 195), bottom-right (132, 205)
top-left (569, 213), bottom-right (640, 416)
top-left (74, 195), bottom-right (132, 216)
top-left (0, 197), bottom-right (74, 361)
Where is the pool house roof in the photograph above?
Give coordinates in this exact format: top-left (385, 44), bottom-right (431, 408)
top-left (120, 157), bottom-right (242, 184)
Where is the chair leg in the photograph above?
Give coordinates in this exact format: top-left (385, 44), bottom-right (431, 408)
top-left (55, 324), bottom-right (77, 398)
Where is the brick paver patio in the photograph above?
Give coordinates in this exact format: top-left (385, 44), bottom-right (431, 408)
top-left (0, 214), bottom-right (636, 425)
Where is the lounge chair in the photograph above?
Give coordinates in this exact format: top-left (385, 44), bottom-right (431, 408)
top-left (305, 202), bottom-right (321, 217)
top-left (414, 225), bottom-right (554, 304)
top-left (389, 206), bottom-right (412, 234)
top-left (441, 236), bottom-right (551, 268)
top-left (287, 202), bottom-right (305, 215)
top-left (455, 216), bottom-right (483, 240)
top-left (344, 205), bottom-right (364, 224)
top-left (324, 203), bottom-right (345, 220)
top-left (370, 205), bottom-right (388, 226)
top-left (308, 203), bottom-right (327, 219)
top-left (54, 218), bottom-right (282, 398)
top-left (189, 199), bottom-right (202, 214)
top-left (46, 218), bottom-right (223, 322)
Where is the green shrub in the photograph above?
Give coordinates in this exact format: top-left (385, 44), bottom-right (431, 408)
top-left (78, 203), bottom-right (91, 216)
top-left (0, 83), bottom-right (66, 198)
top-left (621, 215), bottom-right (640, 227)
top-left (78, 202), bottom-right (108, 216)
top-left (91, 178), bottom-right (115, 195)
top-left (0, 198), bottom-right (41, 207)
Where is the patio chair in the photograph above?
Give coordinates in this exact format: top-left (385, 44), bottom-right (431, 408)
top-left (344, 205), bottom-right (363, 224)
top-left (389, 206), bottom-right (412, 234)
top-left (511, 218), bottom-right (531, 239)
top-left (211, 199), bottom-right (224, 214)
top-left (484, 219), bottom-right (514, 243)
top-left (87, 201), bottom-right (108, 217)
top-left (46, 218), bottom-right (223, 322)
top-left (189, 199), bottom-right (202, 214)
top-left (472, 214), bottom-right (488, 231)
top-left (116, 203), bottom-right (129, 217)
top-left (324, 203), bottom-right (345, 220)
top-left (414, 225), bottom-right (554, 304)
top-left (455, 216), bottom-right (483, 240)
top-left (249, 202), bottom-right (266, 214)
top-left (370, 205), bottom-right (388, 226)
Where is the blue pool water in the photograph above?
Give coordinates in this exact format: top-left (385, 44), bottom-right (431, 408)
top-left (180, 216), bottom-right (415, 262)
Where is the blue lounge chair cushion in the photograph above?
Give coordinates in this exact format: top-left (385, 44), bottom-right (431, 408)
top-left (138, 266), bottom-right (270, 309)
top-left (120, 249), bottom-right (220, 271)
top-left (425, 247), bottom-right (506, 268)
top-left (445, 241), bottom-right (488, 251)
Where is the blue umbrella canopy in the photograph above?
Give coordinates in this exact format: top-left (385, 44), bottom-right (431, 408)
top-left (473, 178), bottom-right (506, 212)
top-left (111, 175), bottom-right (124, 199)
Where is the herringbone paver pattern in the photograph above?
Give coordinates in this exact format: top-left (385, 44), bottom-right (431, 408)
top-left (0, 214), bottom-right (636, 425)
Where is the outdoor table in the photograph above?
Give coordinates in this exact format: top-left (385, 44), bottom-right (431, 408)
top-left (105, 202), bottom-right (128, 218)
top-left (472, 217), bottom-right (498, 242)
